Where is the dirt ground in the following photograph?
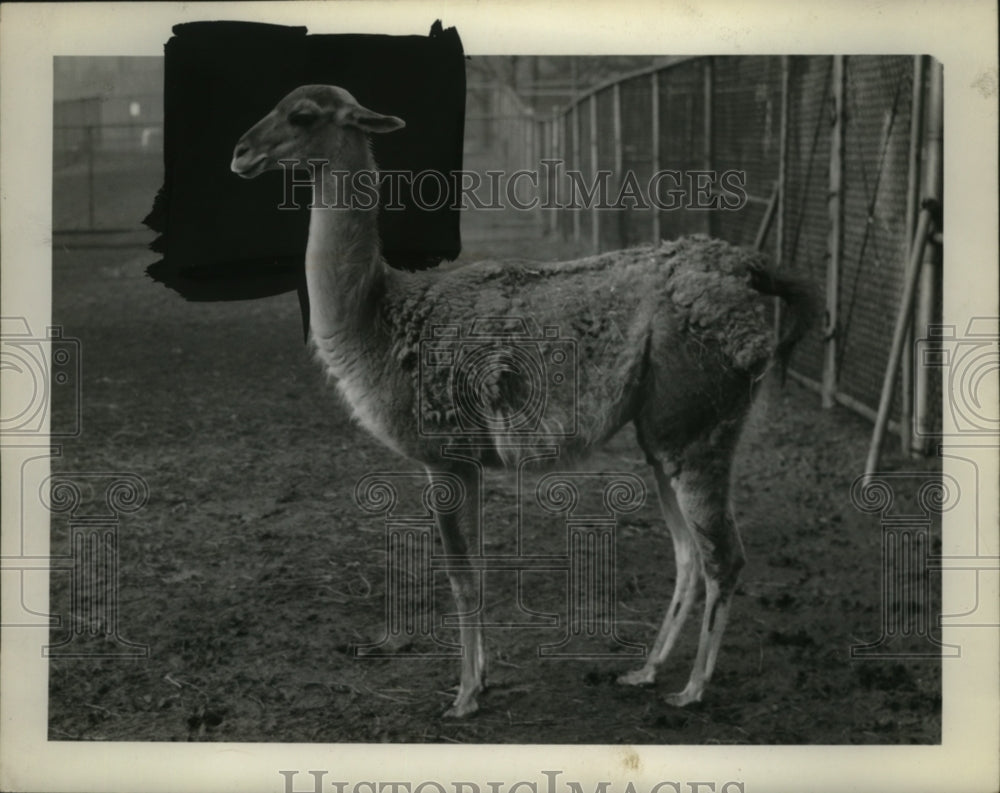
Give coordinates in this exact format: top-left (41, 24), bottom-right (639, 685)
top-left (47, 209), bottom-right (942, 745)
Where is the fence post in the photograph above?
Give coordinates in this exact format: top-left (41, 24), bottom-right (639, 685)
top-left (572, 103), bottom-right (581, 244)
top-left (590, 93), bottom-right (600, 253)
top-left (651, 70), bottom-right (661, 246)
top-left (533, 119), bottom-right (543, 234)
top-left (703, 57), bottom-right (714, 236)
top-left (519, 108), bottom-right (535, 171)
top-left (86, 125), bottom-right (96, 231)
top-left (900, 55), bottom-right (925, 455)
top-left (774, 56), bottom-right (791, 346)
top-left (550, 116), bottom-right (561, 236)
top-left (612, 82), bottom-right (623, 248)
top-left (823, 56), bottom-right (847, 409)
top-left (913, 58), bottom-right (943, 450)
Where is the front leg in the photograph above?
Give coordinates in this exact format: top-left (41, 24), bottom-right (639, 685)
top-left (428, 466), bottom-right (486, 717)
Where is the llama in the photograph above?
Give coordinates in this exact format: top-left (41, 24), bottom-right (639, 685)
top-left (231, 85), bottom-right (814, 717)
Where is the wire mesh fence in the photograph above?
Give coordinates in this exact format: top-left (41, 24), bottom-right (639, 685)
top-left (463, 80), bottom-right (543, 243)
top-left (537, 54), bottom-right (942, 444)
top-left (49, 59), bottom-right (944, 446)
top-left (53, 94), bottom-right (163, 234)
top-left (837, 56), bottom-right (915, 425)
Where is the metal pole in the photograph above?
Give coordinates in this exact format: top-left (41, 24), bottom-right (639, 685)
top-left (774, 56), bottom-right (791, 346)
top-left (900, 55), bottom-right (926, 456)
top-left (572, 103), bottom-right (581, 244)
top-left (651, 70), bottom-right (661, 245)
top-left (590, 93), bottom-right (600, 253)
top-left (521, 116), bottom-right (538, 171)
top-left (754, 184), bottom-right (780, 250)
top-left (549, 118), bottom-right (559, 235)
top-left (535, 118), bottom-right (543, 226)
top-left (823, 56), bottom-right (847, 408)
top-left (703, 58), bottom-right (713, 236)
top-left (86, 125), bottom-right (96, 231)
top-left (612, 82), bottom-right (623, 248)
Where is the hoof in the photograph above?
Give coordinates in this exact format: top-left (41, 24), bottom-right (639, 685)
top-left (663, 687), bottom-right (701, 707)
top-left (443, 699), bottom-right (479, 719)
top-left (617, 667), bottom-right (656, 686)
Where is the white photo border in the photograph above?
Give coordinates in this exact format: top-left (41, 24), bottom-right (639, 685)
top-left (1, 2), bottom-right (997, 792)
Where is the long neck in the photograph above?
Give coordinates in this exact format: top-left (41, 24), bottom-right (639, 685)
top-left (305, 143), bottom-right (385, 346)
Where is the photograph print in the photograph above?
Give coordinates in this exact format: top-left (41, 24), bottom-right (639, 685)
top-left (1, 3), bottom-right (997, 792)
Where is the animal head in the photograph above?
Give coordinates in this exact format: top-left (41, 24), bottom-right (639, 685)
top-left (230, 85), bottom-right (405, 178)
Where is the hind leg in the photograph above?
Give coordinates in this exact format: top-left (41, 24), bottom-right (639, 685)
top-left (617, 460), bottom-right (702, 686)
top-left (664, 443), bottom-right (746, 706)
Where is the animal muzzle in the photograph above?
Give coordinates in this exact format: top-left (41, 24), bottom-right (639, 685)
top-left (230, 141), bottom-right (269, 178)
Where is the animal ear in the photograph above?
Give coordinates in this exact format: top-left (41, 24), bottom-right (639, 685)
top-left (337, 104), bottom-right (406, 134)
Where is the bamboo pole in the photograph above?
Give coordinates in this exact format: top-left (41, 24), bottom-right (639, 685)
top-left (913, 58), bottom-right (944, 450)
top-left (823, 56), bottom-right (846, 408)
top-left (900, 55), bottom-right (926, 455)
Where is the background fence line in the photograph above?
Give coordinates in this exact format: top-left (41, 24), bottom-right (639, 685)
top-left (51, 57), bottom-right (944, 449)
top-left (526, 54), bottom-right (943, 448)
top-left (53, 92), bottom-right (163, 235)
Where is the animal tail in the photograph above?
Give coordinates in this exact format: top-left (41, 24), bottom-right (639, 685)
top-left (747, 263), bottom-right (818, 384)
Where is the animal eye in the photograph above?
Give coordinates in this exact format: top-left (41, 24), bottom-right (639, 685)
top-left (289, 109), bottom-right (318, 127)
